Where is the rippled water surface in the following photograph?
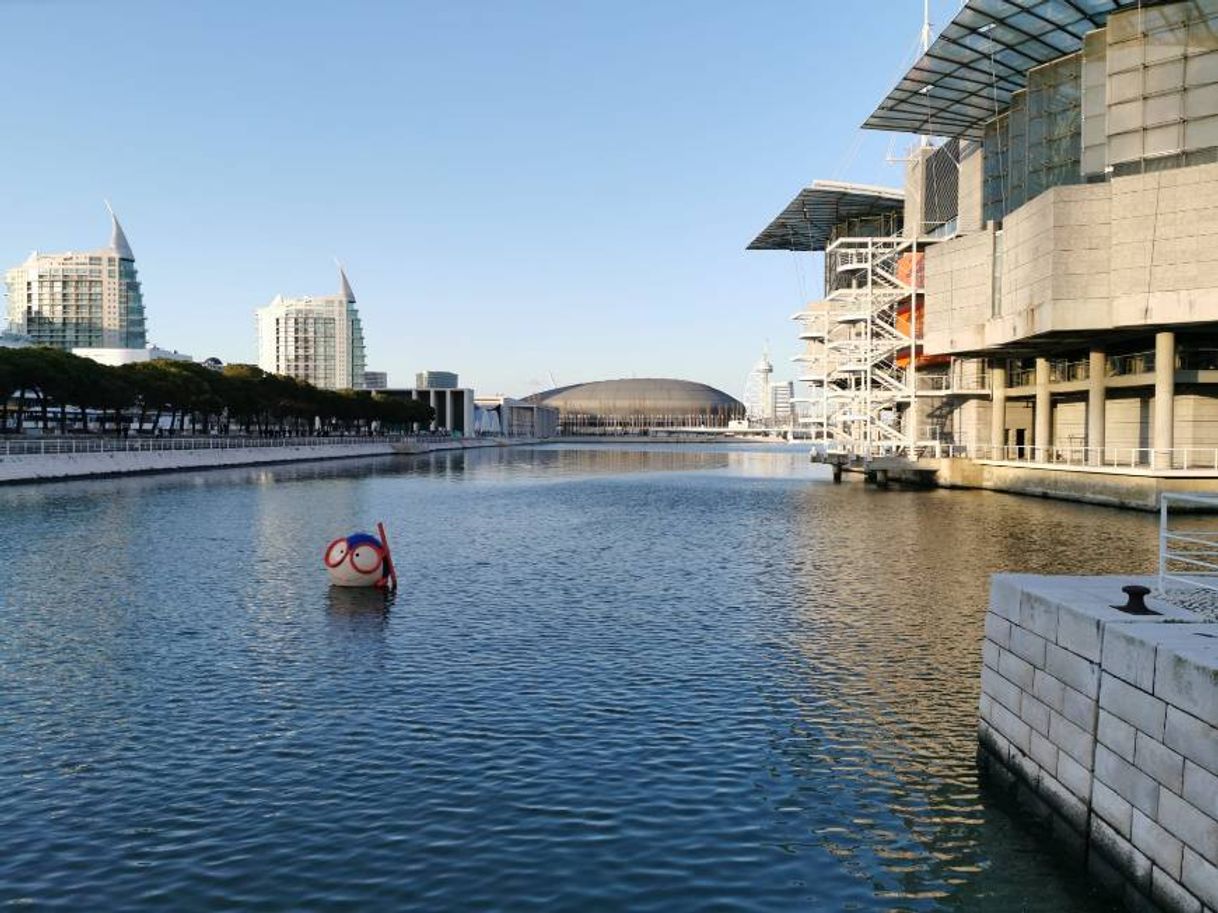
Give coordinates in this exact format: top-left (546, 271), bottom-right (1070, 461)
top-left (0, 444), bottom-right (1155, 911)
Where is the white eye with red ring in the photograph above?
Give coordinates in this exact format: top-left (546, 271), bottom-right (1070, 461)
top-left (350, 545), bottom-right (382, 574)
top-left (325, 539), bottom-right (349, 568)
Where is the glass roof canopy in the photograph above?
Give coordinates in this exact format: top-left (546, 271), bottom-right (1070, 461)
top-left (862, 0), bottom-right (1138, 139)
top-left (746, 180), bottom-right (905, 252)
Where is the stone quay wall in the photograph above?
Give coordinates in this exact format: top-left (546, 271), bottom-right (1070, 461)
top-left (0, 437), bottom-right (511, 484)
top-left (981, 574), bottom-right (1218, 912)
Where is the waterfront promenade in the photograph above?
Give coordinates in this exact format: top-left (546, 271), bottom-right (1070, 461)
top-left (0, 434), bottom-right (515, 484)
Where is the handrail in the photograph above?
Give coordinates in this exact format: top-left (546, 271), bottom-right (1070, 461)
top-left (0, 433), bottom-right (458, 458)
top-left (1161, 493), bottom-right (1218, 596)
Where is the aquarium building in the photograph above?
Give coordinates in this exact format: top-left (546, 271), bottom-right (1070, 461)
top-left (752, 0), bottom-right (1218, 496)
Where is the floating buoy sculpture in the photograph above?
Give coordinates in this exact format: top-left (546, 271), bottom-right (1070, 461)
top-left (324, 522), bottom-right (398, 591)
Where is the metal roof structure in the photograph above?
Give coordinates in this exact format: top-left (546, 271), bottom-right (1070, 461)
top-left (746, 180), bottom-right (904, 252)
top-left (862, 0), bottom-right (1137, 140)
top-left (105, 202), bottom-right (135, 260)
top-left (526, 378), bottom-right (743, 416)
top-left (338, 265), bottom-right (356, 303)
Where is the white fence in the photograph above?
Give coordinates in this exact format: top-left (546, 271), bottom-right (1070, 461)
top-left (0, 434), bottom-right (456, 458)
top-left (1160, 493), bottom-right (1218, 594)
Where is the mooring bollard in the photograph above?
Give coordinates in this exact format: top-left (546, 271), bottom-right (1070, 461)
top-left (1110, 584), bottom-right (1159, 615)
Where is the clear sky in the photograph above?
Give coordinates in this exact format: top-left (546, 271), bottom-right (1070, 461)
top-left (1, 0), bottom-right (958, 398)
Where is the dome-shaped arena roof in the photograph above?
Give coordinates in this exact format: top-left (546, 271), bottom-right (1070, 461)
top-left (526, 378), bottom-right (744, 421)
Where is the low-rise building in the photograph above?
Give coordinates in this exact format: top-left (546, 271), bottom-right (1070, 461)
top-left (475, 395), bottom-right (559, 437)
top-left (380, 384), bottom-right (474, 435)
top-left (415, 370), bottom-right (458, 389)
top-left (72, 345), bottom-right (192, 366)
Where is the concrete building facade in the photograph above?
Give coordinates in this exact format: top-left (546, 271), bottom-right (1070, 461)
top-left (382, 386), bottom-right (474, 436)
top-left (752, 0), bottom-right (1218, 494)
top-left (5, 208), bottom-right (146, 351)
top-left (255, 266), bottom-right (366, 391)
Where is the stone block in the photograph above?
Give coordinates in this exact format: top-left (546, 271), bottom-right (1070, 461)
top-left (990, 699), bottom-right (1033, 755)
top-left (982, 665), bottom-right (1022, 715)
top-left (1047, 642), bottom-right (1100, 698)
top-left (999, 647), bottom-right (1037, 692)
top-left (984, 613), bottom-right (1012, 649)
top-left (1182, 847), bottom-right (1218, 910)
top-left (1134, 808), bottom-right (1185, 880)
top-left (982, 638), bottom-right (1000, 671)
top-left (1011, 625), bottom-right (1049, 667)
top-left (1104, 623), bottom-right (1161, 691)
top-left (1019, 587), bottom-right (1061, 640)
top-left (1159, 789), bottom-right (1218, 860)
top-left (1058, 750), bottom-right (1092, 802)
top-left (1030, 728), bottom-right (1060, 775)
top-left (1039, 769), bottom-right (1089, 833)
top-left (1155, 633), bottom-right (1218, 730)
top-left (1034, 668), bottom-right (1067, 714)
top-left (1096, 744), bottom-right (1162, 818)
top-left (1101, 673), bottom-right (1168, 740)
top-left (979, 718), bottom-right (1012, 765)
top-left (1183, 761), bottom-right (1218, 821)
top-left (1135, 730), bottom-right (1185, 793)
top-left (1050, 709), bottom-right (1095, 767)
top-left (1100, 708), bottom-right (1139, 762)
top-left (1021, 691), bottom-right (1052, 736)
top-left (1151, 864), bottom-right (1203, 913)
top-left (1093, 814), bottom-right (1154, 893)
top-left (1058, 605), bottom-right (1104, 663)
top-left (1061, 683), bottom-right (1096, 731)
top-left (989, 574), bottom-right (1025, 621)
top-left (1008, 742), bottom-right (1041, 786)
top-left (1095, 778), bottom-right (1135, 837)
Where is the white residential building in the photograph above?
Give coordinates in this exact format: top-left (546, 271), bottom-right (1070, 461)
top-left (255, 266), bottom-right (366, 390)
top-left (5, 206), bottom-right (146, 350)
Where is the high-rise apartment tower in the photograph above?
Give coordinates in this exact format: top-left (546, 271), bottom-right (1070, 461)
top-left (5, 206), bottom-right (146, 350)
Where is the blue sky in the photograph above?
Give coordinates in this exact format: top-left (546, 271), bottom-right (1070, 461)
top-left (1, 0), bottom-right (958, 398)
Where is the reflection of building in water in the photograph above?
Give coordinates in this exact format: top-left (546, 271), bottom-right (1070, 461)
top-left (526, 378), bottom-right (744, 435)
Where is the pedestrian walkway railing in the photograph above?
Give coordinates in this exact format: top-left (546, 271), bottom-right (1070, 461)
top-left (954, 444), bottom-right (1218, 471)
top-left (0, 434), bottom-right (456, 457)
top-left (1160, 493), bottom-right (1218, 595)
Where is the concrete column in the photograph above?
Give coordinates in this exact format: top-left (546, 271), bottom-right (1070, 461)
top-left (1154, 331), bottom-right (1176, 470)
top-left (1088, 348), bottom-right (1106, 466)
top-left (1035, 357), bottom-right (1051, 461)
top-left (990, 361), bottom-right (1007, 457)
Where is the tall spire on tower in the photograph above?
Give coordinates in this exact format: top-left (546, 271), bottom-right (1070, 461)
top-left (336, 259), bottom-right (356, 303)
top-left (104, 200), bottom-right (134, 260)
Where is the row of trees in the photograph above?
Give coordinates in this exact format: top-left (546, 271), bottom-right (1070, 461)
top-left (0, 347), bottom-right (434, 436)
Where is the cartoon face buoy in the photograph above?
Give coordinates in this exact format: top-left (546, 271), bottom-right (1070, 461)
top-left (324, 522), bottom-right (397, 590)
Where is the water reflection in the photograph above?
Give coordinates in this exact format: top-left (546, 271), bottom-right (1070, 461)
top-left (325, 586), bottom-right (393, 631)
top-left (0, 444), bottom-right (1141, 911)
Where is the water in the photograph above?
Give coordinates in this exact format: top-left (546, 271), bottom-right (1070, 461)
top-left (0, 443), bottom-right (1154, 911)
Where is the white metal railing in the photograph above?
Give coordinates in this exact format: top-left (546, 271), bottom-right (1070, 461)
top-left (0, 433), bottom-right (452, 457)
top-left (932, 444), bottom-right (1218, 470)
top-left (1161, 493), bottom-right (1218, 594)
